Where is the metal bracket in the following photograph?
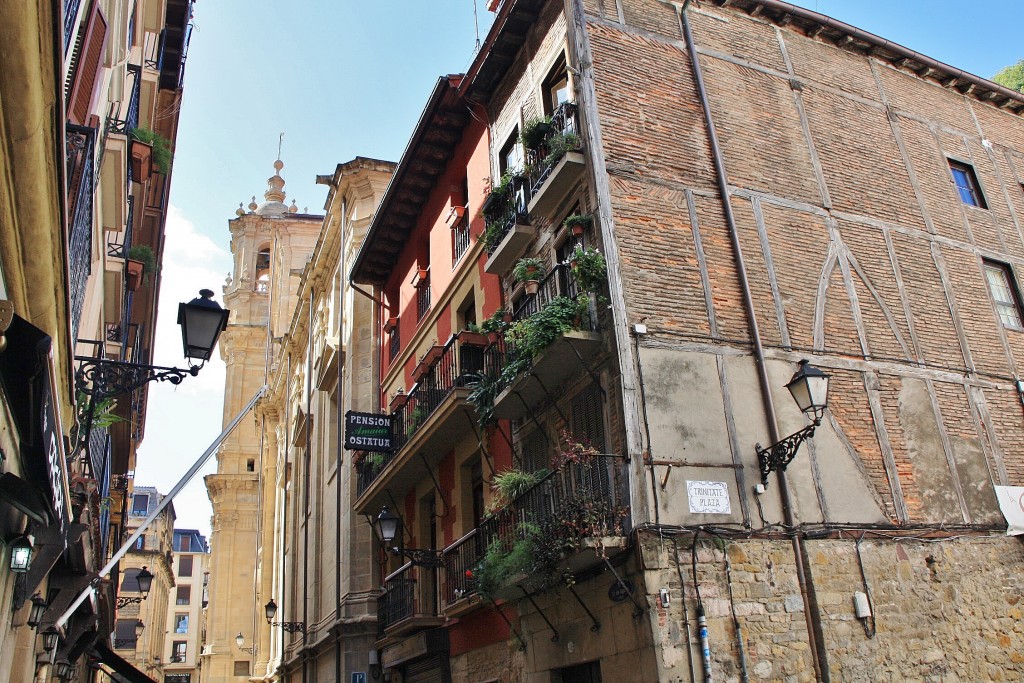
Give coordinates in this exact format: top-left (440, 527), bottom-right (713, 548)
top-left (489, 597), bottom-right (527, 651)
top-left (521, 588), bottom-right (559, 642)
top-left (74, 356), bottom-right (200, 401)
top-left (418, 453), bottom-right (451, 517)
top-left (755, 422), bottom-right (817, 486)
top-left (603, 557), bottom-right (644, 618)
top-left (270, 621), bottom-right (306, 634)
top-left (568, 585), bottom-right (601, 632)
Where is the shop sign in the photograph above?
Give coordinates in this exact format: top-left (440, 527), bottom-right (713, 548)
top-left (42, 357), bottom-right (70, 537)
top-left (344, 411), bottom-right (394, 452)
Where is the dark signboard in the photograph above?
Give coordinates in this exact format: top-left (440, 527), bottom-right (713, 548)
top-left (344, 411), bottom-right (395, 452)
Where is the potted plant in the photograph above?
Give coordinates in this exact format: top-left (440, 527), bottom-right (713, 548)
top-left (513, 257), bottom-right (546, 295)
top-left (563, 213), bottom-right (592, 238)
top-left (126, 244), bottom-right (156, 291)
top-left (129, 127), bottom-right (173, 175)
top-left (566, 244), bottom-right (606, 294)
top-left (542, 131), bottom-right (582, 169)
top-left (129, 139), bottom-right (153, 183)
top-left (389, 390), bottom-right (408, 412)
top-left (480, 308), bottom-right (509, 344)
top-left (460, 323), bottom-right (489, 347)
top-left (383, 316), bottom-right (399, 334)
top-left (520, 116), bottom-right (552, 150)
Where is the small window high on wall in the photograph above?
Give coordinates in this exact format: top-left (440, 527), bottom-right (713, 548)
top-left (984, 259), bottom-right (1024, 329)
top-left (543, 56), bottom-right (570, 115)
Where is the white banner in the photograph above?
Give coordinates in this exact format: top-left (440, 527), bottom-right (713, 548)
top-left (994, 486), bottom-right (1024, 536)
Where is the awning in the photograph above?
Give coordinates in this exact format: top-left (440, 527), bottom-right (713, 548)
top-left (91, 642), bottom-right (157, 683)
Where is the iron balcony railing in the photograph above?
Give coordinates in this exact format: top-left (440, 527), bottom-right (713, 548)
top-left (452, 214), bottom-right (471, 265)
top-left (144, 30), bottom-right (166, 71)
top-left (388, 328), bottom-right (401, 362)
top-left (64, 0), bottom-right (83, 50)
top-left (107, 196), bottom-right (135, 259)
top-left (357, 334), bottom-right (502, 496)
top-left (482, 174), bottom-right (530, 256)
top-left (113, 639), bottom-right (137, 649)
top-left (107, 64), bottom-right (141, 136)
top-left (378, 562), bottom-right (439, 636)
top-left (525, 101), bottom-right (581, 198)
top-left (512, 262), bottom-right (588, 323)
top-left (67, 123), bottom-right (96, 345)
top-left (416, 273), bottom-right (431, 321)
top-left (441, 456), bottom-right (628, 609)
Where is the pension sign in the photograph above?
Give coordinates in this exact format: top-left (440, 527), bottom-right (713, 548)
top-left (344, 411), bottom-right (395, 452)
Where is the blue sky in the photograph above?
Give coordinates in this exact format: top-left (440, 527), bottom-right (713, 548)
top-left (134, 0), bottom-right (1024, 535)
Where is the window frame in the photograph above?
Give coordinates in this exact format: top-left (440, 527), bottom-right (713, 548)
top-left (499, 128), bottom-right (522, 176)
top-left (983, 259), bottom-right (1024, 330)
top-left (542, 55), bottom-right (570, 116)
top-left (948, 159), bottom-right (987, 209)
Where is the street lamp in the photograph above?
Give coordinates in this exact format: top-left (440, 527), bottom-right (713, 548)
top-left (135, 620), bottom-right (145, 640)
top-left (53, 660), bottom-right (74, 680)
top-left (26, 593), bottom-right (47, 628)
top-left (8, 533), bottom-right (33, 573)
top-left (116, 566), bottom-right (154, 607)
top-left (235, 632), bottom-right (255, 655)
top-left (373, 506), bottom-right (443, 568)
top-left (74, 289), bottom-right (229, 403)
top-left (40, 626), bottom-right (60, 652)
top-left (264, 599), bottom-right (305, 633)
top-left (755, 360), bottom-right (831, 487)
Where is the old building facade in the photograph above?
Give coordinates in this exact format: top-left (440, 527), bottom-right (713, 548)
top-left (164, 529), bottom-right (209, 683)
top-left (342, 0), bottom-right (1024, 681)
top-left (0, 0), bottom-right (195, 681)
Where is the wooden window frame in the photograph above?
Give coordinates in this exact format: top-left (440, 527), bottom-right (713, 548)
top-left (984, 259), bottom-right (1024, 329)
top-left (948, 159), bottom-right (987, 209)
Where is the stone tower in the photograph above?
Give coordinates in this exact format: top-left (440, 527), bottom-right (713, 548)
top-left (202, 161), bottom-right (322, 683)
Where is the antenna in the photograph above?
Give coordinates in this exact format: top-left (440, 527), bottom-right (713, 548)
top-left (277, 133), bottom-right (284, 160)
top-left (473, 0), bottom-right (480, 51)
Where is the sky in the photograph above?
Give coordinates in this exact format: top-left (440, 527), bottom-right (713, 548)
top-left (133, 0), bottom-right (1024, 537)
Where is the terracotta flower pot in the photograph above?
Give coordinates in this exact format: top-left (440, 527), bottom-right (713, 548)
top-left (130, 140), bottom-right (153, 184)
top-left (125, 259), bottom-right (145, 291)
top-left (525, 280), bottom-right (540, 295)
top-left (570, 224), bottom-right (585, 238)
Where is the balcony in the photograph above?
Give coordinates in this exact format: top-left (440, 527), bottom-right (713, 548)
top-left (67, 123), bottom-right (96, 345)
top-left (355, 333), bottom-right (502, 513)
top-left (377, 562), bottom-right (444, 640)
top-left (441, 457), bottom-right (630, 609)
top-left (107, 65), bottom-right (142, 136)
top-left (483, 175), bottom-right (533, 276)
top-left (160, 0), bottom-right (194, 90)
top-left (493, 263), bottom-right (602, 419)
top-left (525, 102), bottom-right (585, 218)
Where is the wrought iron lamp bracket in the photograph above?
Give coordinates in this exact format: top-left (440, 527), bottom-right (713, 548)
top-left (270, 621), bottom-right (306, 634)
top-left (115, 596), bottom-right (144, 608)
top-left (238, 645), bottom-right (256, 655)
top-left (391, 547), bottom-right (444, 568)
top-left (75, 357), bottom-right (201, 402)
top-left (755, 421), bottom-right (819, 486)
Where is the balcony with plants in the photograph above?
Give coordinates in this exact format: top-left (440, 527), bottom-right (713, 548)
top-left (482, 171), bottom-right (533, 275)
top-left (522, 102), bottom-right (584, 218)
top-left (441, 432), bottom-right (630, 611)
top-left (354, 331), bottom-right (504, 514)
top-left (377, 560), bottom-right (445, 639)
top-left (470, 247), bottom-right (607, 422)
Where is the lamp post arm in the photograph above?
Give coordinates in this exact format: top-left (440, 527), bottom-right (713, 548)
top-left (74, 357), bottom-right (202, 402)
top-left (755, 422), bottom-right (818, 486)
top-left (55, 385), bottom-right (269, 629)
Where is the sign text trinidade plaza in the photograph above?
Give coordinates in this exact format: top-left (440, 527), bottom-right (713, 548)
top-left (344, 411), bottom-right (395, 452)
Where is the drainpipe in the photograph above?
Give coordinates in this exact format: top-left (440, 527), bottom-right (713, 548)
top-left (676, 5), bottom-right (829, 680)
top-left (302, 288), bottom-right (313, 683)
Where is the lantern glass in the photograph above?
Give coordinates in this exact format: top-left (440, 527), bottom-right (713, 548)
top-left (9, 535), bottom-right (32, 573)
top-left (786, 360), bottom-right (830, 420)
top-left (375, 506), bottom-right (400, 545)
top-left (135, 620), bottom-right (145, 639)
top-left (177, 290), bottom-right (229, 362)
top-left (236, 633), bottom-right (244, 648)
top-left (135, 566), bottom-right (154, 596)
top-left (41, 626), bottom-right (60, 651)
top-left (54, 660), bottom-right (71, 679)
top-left (265, 599), bottom-right (278, 623)
top-left (27, 593), bottom-right (47, 628)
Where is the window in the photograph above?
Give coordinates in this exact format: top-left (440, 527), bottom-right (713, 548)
top-left (948, 160), bottom-right (987, 208)
top-left (521, 427), bottom-right (549, 473)
top-left (554, 661), bottom-right (602, 683)
top-left (234, 661), bottom-right (250, 677)
top-left (176, 586), bottom-right (191, 605)
top-left (499, 129), bottom-right (522, 175)
top-left (134, 535), bottom-right (146, 550)
top-left (470, 460), bottom-right (484, 530)
top-left (984, 260), bottom-right (1024, 328)
top-left (416, 271), bottom-right (431, 321)
top-left (178, 555), bottom-right (193, 577)
top-left (114, 619), bottom-right (138, 649)
top-left (165, 675), bottom-right (191, 683)
top-left (174, 614), bottom-right (189, 634)
top-left (172, 641), bottom-right (187, 662)
top-left (543, 57), bottom-right (570, 115)
top-left (255, 247), bottom-right (271, 293)
top-left (131, 494), bottom-right (149, 516)
top-left (246, 459), bottom-right (255, 472)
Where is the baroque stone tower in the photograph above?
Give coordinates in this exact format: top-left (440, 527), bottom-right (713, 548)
top-left (203, 161), bottom-right (322, 682)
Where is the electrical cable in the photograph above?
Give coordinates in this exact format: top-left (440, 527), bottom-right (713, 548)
top-left (854, 532), bottom-right (877, 639)
top-left (671, 536), bottom-right (698, 683)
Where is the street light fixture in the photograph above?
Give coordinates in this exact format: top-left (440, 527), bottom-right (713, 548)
top-left (374, 506), bottom-right (443, 568)
top-left (9, 533), bottom-right (33, 573)
top-left (264, 599), bottom-right (305, 633)
top-left (53, 660), bottom-right (74, 680)
top-left (116, 566), bottom-right (154, 607)
top-left (235, 632), bottom-right (256, 655)
top-left (74, 289), bottom-right (229, 403)
top-left (40, 626), bottom-right (60, 652)
top-left (26, 593), bottom-right (47, 628)
top-left (135, 620), bottom-right (145, 640)
top-left (755, 360), bottom-right (830, 487)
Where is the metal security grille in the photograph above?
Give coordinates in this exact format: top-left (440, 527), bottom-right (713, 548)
top-left (67, 124), bottom-right (96, 344)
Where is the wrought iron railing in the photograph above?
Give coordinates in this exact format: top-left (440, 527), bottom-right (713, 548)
top-left (357, 335), bottom-right (502, 496)
top-left (525, 101), bottom-right (581, 198)
top-left (441, 457), bottom-right (628, 608)
top-left (482, 175), bottom-right (530, 255)
top-left (378, 562), bottom-right (439, 635)
top-left (107, 197), bottom-right (135, 259)
top-left (113, 638), bottom-right (137, 649)
top-left (144, 30), bottom-right (165, 71)
top-left (388, 328), bottom-right (401, 362)
top-left (512, 262), bottom-right (584, 321)
top-left (67, 123), bottom-right (96, 345)
top-left (107, 64), bottom-right (141, 135)
top-left (452, 215), bottom-right (471, 264)
top-left (416, 274), bottom-right (431, 320)
top-left (64, 0), bottom-right (83, 50)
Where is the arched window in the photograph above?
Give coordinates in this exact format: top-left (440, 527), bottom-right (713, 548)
top-left (255, 246), bottom-right (271, 293)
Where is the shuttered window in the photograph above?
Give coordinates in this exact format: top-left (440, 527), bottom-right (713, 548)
top-left (521, 427), bottom-right (548, 473)
top-left (67, 2), bottom-right (108, 124)
top-left (571, 383), bottom-right (605, 453)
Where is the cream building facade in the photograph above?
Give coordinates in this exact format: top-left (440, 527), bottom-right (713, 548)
top-left (205, 157), bottom-right (394, 682)
top-left (164, 529), bottom-right (210, 683)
